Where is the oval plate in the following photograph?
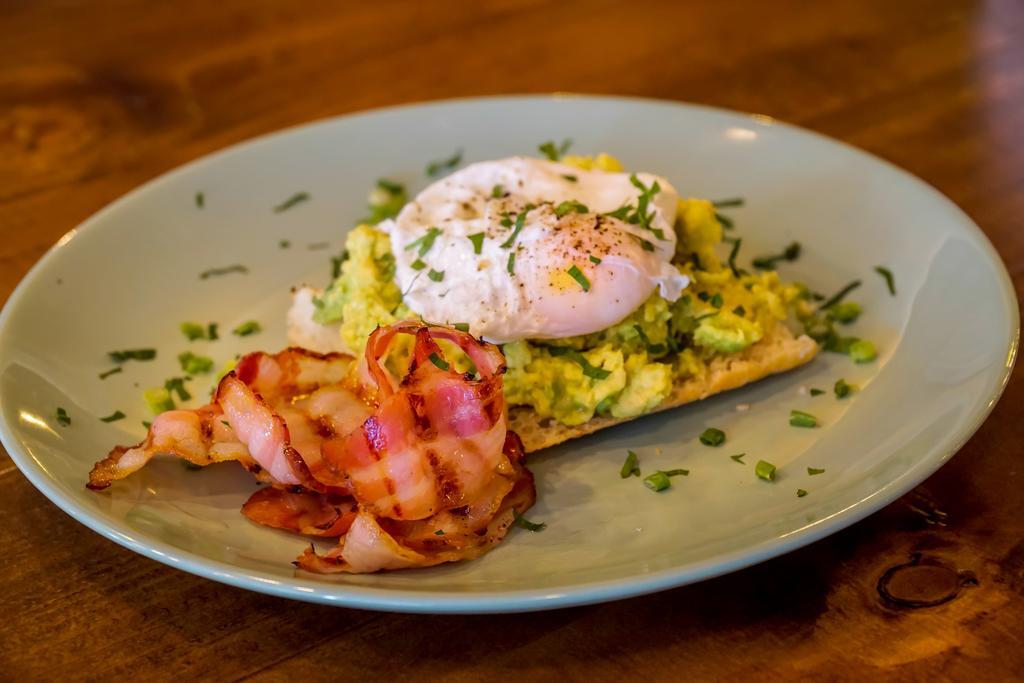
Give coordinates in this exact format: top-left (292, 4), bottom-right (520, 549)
top-left (0, 95), bottom-right (1017, 613)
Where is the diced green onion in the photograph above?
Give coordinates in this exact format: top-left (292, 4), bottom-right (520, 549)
top-left (752, 242), bottom-right (801, 270)
top-left (507, 251), bottom-right (516, 276)
top-left (589, 254), bottom-right (602, 265)
top-left (715, 212), bottom-right (734, 229)
top-left (712, 198), bottom-right (745, 208)
top-left (644, 471), bottom-right (671, 492)
top-left (428, 269), bottom-right (445, 282)
top-left (562, 174), bottom-right (578, 182)
top-left (207, 323), bottom-right (219, 340)
top-left (273, 192), bottom-right (310, 213)
top-left (730, 453), bottom-right (746, 463)
top-left (178, 351), bottom-right (214, 375)
top-left (755, 460), bottom-right (777, 481)
top-left (512, 509), bottom-right (546, 531)
top-left (554, 199), bottom-right (589, 218)
top-left (181, 322), bottom-right (205, 341)
top-left (491, 184), bottom-right (505, 198)
top-left (411, 258), bottom-right (427, 271)
top-left (100, 410), bottom-right (126, 423)
top-left (468, 232), bottom-right (485, 254)
top-left (98, 367), bottom-right (123, 380)
top-left (428, 352), bottom-right (450, 371)
top-left (199, 264), bottom-right (249, 280)
top-left (279, 239), bottom-right (291, 249)
top-left (453, 323), bottom-right (470, 332)
top-left (818, 280), bottom-right (862, 311)
top-left (621, 450), bottom-right (640, 478)
top-left (55, 407), bottom-right (71, 427)
top-left (874, 266), bottom-right (896, 295)
top-left (710, 293), bottom-right (724, 309)
top-left (567, 265), bottom-right (591, 292)
top-left (434, 529), bottom-right (445, 536)
top-left (828, 301), bottom-right (862, 324)
top-left (538, 139), bottom-right (571, 161)
top-left (501, 209), bottom-right (531, 248)
top-left (232, 320), bottom-right (261, 337)
top-left (733, 305), bottom-right (746, 316)
top-left (108, 349), bottom-right (157, 363)
top-left (790, 410), bottom-right (818, 428)
top-left (195, 192), bottom-right (205, 208)
top-left (849, 339), bottom-right (877, 363)
top-left (426, 150), bottom-right (462, 177)
top-left (809, 388), bottom-right (825, 396)
top-left (164, 377), bottom-right (191, 402)
top-left (727, 237), bottom-right (743, 277)
top-left (699, 427), bottom-right (726, 447)
top-left (834, 378), bottom-right (856, 398)
top-left (405, 226), bottom-right (443, 257)
top-left (144, 387), bottom-right (175, 414)
top-left (546, 346), bottom-right (611, 380)
top-left (807, 467), bottom-right (826, 475)
top-left (663, 468), bottom-right (689, 477)
top-left (797, 488), bottom-right (808, 497)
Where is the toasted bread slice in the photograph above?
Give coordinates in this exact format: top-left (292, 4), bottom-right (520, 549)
top-left (509, 323), bottom-right (818, 452)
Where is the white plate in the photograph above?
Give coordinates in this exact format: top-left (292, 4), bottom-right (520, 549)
top-left (0, 96), bottom-right (1017, 613)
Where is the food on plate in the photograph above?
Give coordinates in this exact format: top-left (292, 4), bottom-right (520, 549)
top-left (290, 152), bottom-right (821, 451)
top-left (88, 322), bottom-right (537, 573)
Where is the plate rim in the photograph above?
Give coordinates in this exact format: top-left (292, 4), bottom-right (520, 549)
top-left (0, 93), bottom-right (1018, 613)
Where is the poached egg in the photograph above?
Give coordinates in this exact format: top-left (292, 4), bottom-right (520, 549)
top-left (383, 157), bottom-right (688, 343)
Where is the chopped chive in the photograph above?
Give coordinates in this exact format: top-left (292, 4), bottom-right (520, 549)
top-left (513, 509), bottom-right (546, 531)
top-left (467, 232), bottom-right (485, 254)
top-left (491, 184), bottom-right (505, 198)
top-left (434, 529), bottom-right (445, 536)
top-left (732, 305), bottom-right (746, 316)
top-left (453, 323), bottom-right (470, 332)
top-left (809, 388), bottom-right (826, 396)
top-left (633, 324), bottom-right (666, 355)
top-left (426, 149), bottom-right (463, 177)
top-left (164, 377), bottom-right (191, 402)
top-left (232, 320), bottom-right (261, 337)
top-left (144, 387), bottom-right (175, 415)
top-left (699, 427), bottom-right (726, 447)
top-left (710, 293), bottom-right (724, 309)
top-left (98, 367), bottom-right (123, 380)
top-left (207, 323), bottom-right (219, 341)
top-left (621, 450), bottom-right (641, 478)
top-left (507, 251), bottom-right (516, 276)
top-left (712, 198), bottom-right (744, 208)
top-left (604, 205), bottom-right (631, 221)
top-left (567, 265), bottom-right (591, 292)
top-left (500, 209), bottom-right (530, 248)
top-left (428, 352), bottom-right (450, 371)
top-left (797, 488), bottom-right (808, 497)
top-left (755, 460), bottom-right (777, 481)
top-left (100, 410), bottom-right (126, 423)
top-left (828, 301), bottom-right (862, 324)
top-left (807, 467), bottom-right (826, 476)
top-left (818, 280), bottom-right (862, 311)
top-left (108, 349), bottom-right (157, 363)
top-left (663, 468), bottom-right (689, 477)
top-left (730, 453), bottom-right (746, 463)
top-left (752, 242), bottom-right (801, 270)
top-left (405, 226), bottom-right (444, 257)
top-left (376, 178), bottom-right (403, 194)
top-left (330, 249), bottom-right (349, 279)
top-left (546, 346), bottom-right (612, 380)
top-left (410, 258), bottom-right (427, 271)
top-left (427, 268), bottom-right (445, 282)
top-left (178, 351), bottom-right (214, 375)
top-left (790, 410), bottom-right (818, 428)
top-left (200, 264), bottom-right (248, 279)
top-left (632, 235), bottom-right (655, 251)
top-left (698, 291), bottom-right (710, 302)
top-left (727, 237), bottom-right (743, 277)
top-left (279, 239), bottom-right (291, 249)
top-left (538, 139), bottom-right (571, 161)
top-left (141, 420), bottom-right (151, 429)
top-left (589, 254), bottom-right (602, 265)
top-left (644, 471), bottom-right (671, 492)
top-left (715, 212), bottom-right (734, 229)
top-left (562, 174), bottom-right (578, 182)
top-left (834, 378), bottom-right (856, 398)
top-left (874, 266), bottom-right (896, 295)
top-left (220, 420), bottom-right (230, 427)
top-left (195, 192), bottom-right (205, 208)
top-left (849, 339), bottom-right (877, 363)
top-left (55, 407), bottom-right (71, 427)
top-left (180, 322), bottom-right (205, 341)
top-left (273, 192), bottom-right (310, 213)
top-left (554, 199), bottom-right (589, 218)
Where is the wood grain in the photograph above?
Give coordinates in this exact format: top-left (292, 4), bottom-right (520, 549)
top-left (2, 0), bottom-right (1023, 680)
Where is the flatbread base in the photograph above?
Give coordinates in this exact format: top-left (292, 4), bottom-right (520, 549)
top-left (509, 323), bottom-right (819, 452)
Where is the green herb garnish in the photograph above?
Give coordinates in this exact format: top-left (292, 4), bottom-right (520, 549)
top-left (468, 232), bottom-right (485, 254)
top-left (546, 346), bottom-right (611, 380)
top-left (180, 322), bottom-right (206, 341)
top-left (273, 192), bottom-right (310, 213)
top-left (178, 351), bottom-right (214, 375)
top-left (621, 450), bottom-right (641, 478)
top-left (208, 323), bottom-right (219, 341)
top-left (710, 293), bottom-right (724, 309)
top-left (164, 377), bottom-right (191, 402)
top-left (589, 254), bottom-right (602, 265)
top-left (727, 237), bottom-right (743, 277)
top-left (797, 489), bottom-right (808, 497)
top-left (453, 323), bottom-right (470, 332)
top-left (426, 150), bottom-right (463, 177)
top-left (699, 427), bottom-right (726, 447)
top-left (807, 467), bottom-right (826, 475)
top-left (98, 367), bottom-right (123, 380)
top-left (200, 264), bottom-right (249, 280)
top-left (142, 420), bottom-right (151, 429)
top-left (834, 378), bottom-right (856, 398)
top-left (790, 410), bottom-right (818, 428)
top-left (330, 250), bottom-right (349, 279)
top-left (500, 208), bottom-right (532, 248)
top-left (491, 184), bottom-right (505, 198)
top-left (279, 239), bottom-right (291, 249)
top-left (752, 242), bottom-right (801, 270)
top-left (604, 205), bottom-right (631, 221)
top-left (715, 212), bottom-right (734, 230)
top-left (567, 265), bottom-right (591, 292)
top-left (809, 388), bottom-right (825, 396)
top-left (507, 251), bottom-right (516, 276)
top-left (100, 410), bottom-right (126, 423)
top-left (562, 174), bottom-right (578, 182)
top-left (633, 325), bottom-right (666, 355)
top-left (711, 198), bottom-right (744, 208)
top-left (733, 305), bottom-right (746, 316)
top-left (629, 234), bottom-right (656, 252)
top-left (538, 139), bottom-right (571, 161)
top-left (628, 174), bottom-right (662, 234)
top-left (755, 460), bottom-right (777, 481)
top-left (849, 339), bottom-right (877, 363)
top-left (513, 509), bottom-right (546, 531)
top-left (108, 349), bottom-right (157, 363)
top-left (428, 352), bottom-right (450, 371)
top-left (828, 301), bottom-right (862, 324)
top-left (411, 258), bottom-right (427, 271)
top-left (875, 266), bottom-right (896, 295)
top-left (406, 226), bottom-right (443, 257)
top-left (730, 453), bottom-right (746, 464)
top-left (195, 192), bottom-right (205, 209)
top-left (644, 469), bottom-right (688, 492)
top-left (144, 387), bottom-right (175, 414)
top-left (427, 268), bottom-right (445, 282)
top-left (818, 280), bottom-right (862, 311)
top-left (554, 199), bottom-right (589, 218)
top-left (434, 529), bottom-right (445, 536)
top-left (232, 320), bottom-right (261, 337)
top-left (55, 407), bottom-right (71, 427)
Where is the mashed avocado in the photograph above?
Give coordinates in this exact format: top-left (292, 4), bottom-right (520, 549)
top-left (319, 167), bottom-right (807, 427)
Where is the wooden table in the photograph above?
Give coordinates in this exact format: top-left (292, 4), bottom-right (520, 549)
top-left (3, 1), bottom-right (1022, 679)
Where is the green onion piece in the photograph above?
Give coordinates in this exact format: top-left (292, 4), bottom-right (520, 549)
top-left (834, 378), bottom-right (856, 398)
top-left (633, 324), bottom-right (666, 355)
top-left (108, 349), bottom-right (157, 363)
top-left (100, 410), bottom-right (126, 423)
top-left (710, 293), bottom-right (724, 309)
top-left (604, 205), bottom-right (631, 221)
top-left (507, 251), bottom-right (516, 276)
top-left (180, 322), bottom-right (205, 341)
top-left (376, 178), bottom-right (403, 194)
top-left (790, 410), bottom-right (818, 428)
top-left (425, 150), bottom-right (462, 177)
top-left (330, 250), bottom-right (349, 279)
top-left (408, 258), bottom-right (426, 271)
top-left (850, 339), bottom-right (877, 363)
top-left (589, 254), bottom-right (602, 265)
top-left (797, 488), bottom-right (808, 497)
top-left (500, 209), bottom-right (530, 248)
top-left (279, 239), bottom-right (291, 249)
top-left (208, 323), bottom-right (219, 340)
top-left (273, 192), bottom-right (310, 213)
top-left (546, 346), bottom-right (611, 380)
top-left (715, 212), bottom-right (734, 229)
top-left (752, 242), bottom-right (801, 270)
top-left (199, 264), bottom-right (248, 280)
top-left (164, 377), bottom-right (191, 402)
top-left (733, 305), bottom-right (746, 316)
top-left (434, 529), bottom-right (445, 536)
top-left (755, 460), bottom-right (777, 481)
top-left (98, 367), bottom-right (123, 380)
top-left (828, 301), bottom-right (862, 324)
top-left (468, 232), bottom-right (485, 254)
top-left (807, 467), bottom-right (826, 475)
top-left (621, 450), bottom-right (641, 478)
top-left (562, 174), bottom-right (578, 182)
top-left (195, 192), bottom-right (205, 208)
top-left (818, 280), bottom-right (862, 311)
top-left (730, 453), bottom-right (746, 464)
top-left (644, 471), bottom-right (671, 492)
top-left (727, 237), bottom-right (743, 277)
top-left (144, 387), bottom-right (175, 414)
top-left (427, 268), bottom-right (445, 282)
top-left (663, 468), bottom-right (689, 477)
top-left (711, 197), bottom-right (745, 208)
top-left (232, 320), bottom-right (261, 337)
top-left (698, 291), bottom-right (710, 302)
top-left (699, 427), bottom-right (726, 447)
top-left (554, 199), bottom-right (589, 218)
top-left (512, 509), bottom-right (546, 531)
top-left (809, 388), bottom-right (825, 396)
top-left (428, 352), bottom-right (450, 371)
top-left (178, 351), bottom-right (214, 375)
top-left (55, 407), bottom-right (71, 427)
top-left (491, 184), bottom-right (505, 198)
top-left (538, 139), bottom-right (571, 161)
top-left (405, 226), bottom-right (444, 257)
top-left (453, 323), bottom-right (470, 332)
top-left (567, 265), bottom-right (591, 292)
top-left (875, 266), bottom-right (896, 295)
